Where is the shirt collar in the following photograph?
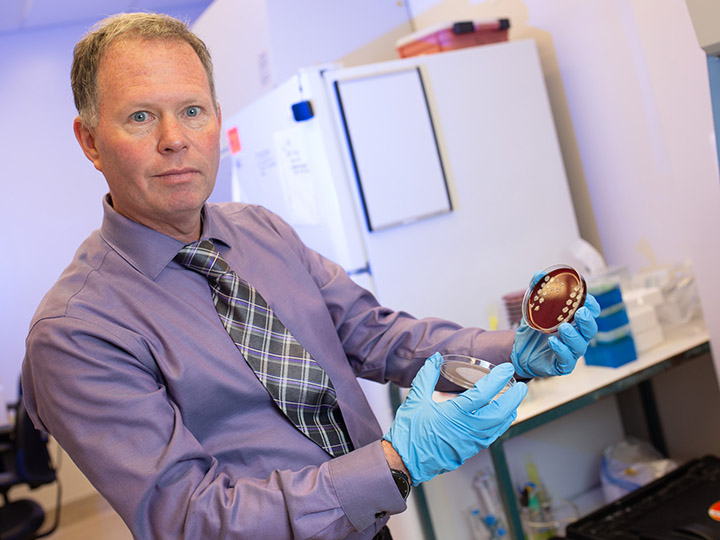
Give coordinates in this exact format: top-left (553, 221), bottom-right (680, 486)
top-left (99, 194), bottom-right (233, 280)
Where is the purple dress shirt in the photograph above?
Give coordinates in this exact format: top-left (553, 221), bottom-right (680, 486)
top-left (22, 196), bottom-right (514, 539)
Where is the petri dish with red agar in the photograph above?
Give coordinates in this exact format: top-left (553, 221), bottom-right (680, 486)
top-left (439, 354), bottom-right (516, 396)
top-left (522, 264), bottom-right (587, 334)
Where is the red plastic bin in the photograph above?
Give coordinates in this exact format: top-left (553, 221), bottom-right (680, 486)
top-left (396, 19), bottom-right (510, 58)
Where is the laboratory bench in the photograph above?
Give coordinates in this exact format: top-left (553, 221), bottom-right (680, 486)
top-left (404, 319), bottom-right (713, 540)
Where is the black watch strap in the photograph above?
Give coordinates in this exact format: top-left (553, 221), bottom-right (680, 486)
top-left (390, 469), bottom-right (411, 500)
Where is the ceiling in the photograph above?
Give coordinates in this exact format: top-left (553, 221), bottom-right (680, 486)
top-left (0, 0), bottom-right (213, 34)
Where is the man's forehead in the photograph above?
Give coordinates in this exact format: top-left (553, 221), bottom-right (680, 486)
top-left (96, 37), bottom-right (204, 86)
top-left (101, 35), bottom-right (195, 62)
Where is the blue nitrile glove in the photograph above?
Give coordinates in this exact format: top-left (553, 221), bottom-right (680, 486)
top-left (383, 353), bottom-right (528, 486)
top-left (511, 292), bottom-right (601, 379)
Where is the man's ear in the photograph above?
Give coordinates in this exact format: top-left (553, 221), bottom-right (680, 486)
top-left (73, 116), bottom-right (103, 172)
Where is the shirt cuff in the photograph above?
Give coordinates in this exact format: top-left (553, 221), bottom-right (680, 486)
top-left (328, 440), bottom-right (407, 531)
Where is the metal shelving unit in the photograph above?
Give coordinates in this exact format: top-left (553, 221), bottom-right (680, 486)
top-left (489, 323), bottom-right (711, 539)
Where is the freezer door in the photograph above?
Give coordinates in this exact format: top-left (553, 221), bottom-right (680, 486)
top-left (323, 40), bottom-right (582, 329)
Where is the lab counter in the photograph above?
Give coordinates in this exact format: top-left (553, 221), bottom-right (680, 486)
top-left (490, 319), bottom-right (711, 540)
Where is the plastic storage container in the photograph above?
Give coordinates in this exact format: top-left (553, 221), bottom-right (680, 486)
top-left (584, 279), bottom-right (637, 368)
top-left (396, 19), bottom-right (510, 58)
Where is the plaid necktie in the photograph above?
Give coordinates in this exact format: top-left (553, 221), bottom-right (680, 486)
top-left (175, 240), bottom-right (353, 457)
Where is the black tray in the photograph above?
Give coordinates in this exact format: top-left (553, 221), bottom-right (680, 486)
top-left (566, 455), bottom-right (720, 540)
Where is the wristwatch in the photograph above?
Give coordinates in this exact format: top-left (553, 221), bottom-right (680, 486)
top-left (390, 469), bottom-right (411, 500)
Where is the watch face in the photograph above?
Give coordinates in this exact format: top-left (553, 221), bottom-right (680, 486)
top-left (391, 469), bottom-right (411, 500)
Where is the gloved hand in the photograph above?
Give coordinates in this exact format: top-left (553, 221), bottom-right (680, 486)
top-left (511, 292), bottom-right (601, 379)
top-left (384, 353), bottom-right (527, 486)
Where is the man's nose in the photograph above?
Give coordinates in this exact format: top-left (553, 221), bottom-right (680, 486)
top-left (157, 117), bottom-right (189, 153)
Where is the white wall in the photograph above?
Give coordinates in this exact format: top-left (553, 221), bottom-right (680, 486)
top-left (191, 0), bottom-right (274, 132)
top-left (192, 0), bottom-right (413, 126)
top-left (0, 23), bottom-right (107, 405)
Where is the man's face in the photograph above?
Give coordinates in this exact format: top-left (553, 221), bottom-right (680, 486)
top-left (74, 37), bottom-right (221, 241)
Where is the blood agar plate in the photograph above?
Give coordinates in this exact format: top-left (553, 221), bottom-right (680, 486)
top-left (439, 354), bottom-right (516, 395)
top-left (522, 264), bottom-right (587, 334)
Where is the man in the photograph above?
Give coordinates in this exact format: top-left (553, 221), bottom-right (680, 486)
top-left (22, 13), bottom-right (599, 540)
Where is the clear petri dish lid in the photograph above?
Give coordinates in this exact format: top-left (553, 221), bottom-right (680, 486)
top-left (439, 354), bottom-right (516, 395)
top-left (522, 264), bottom-right (587, 334)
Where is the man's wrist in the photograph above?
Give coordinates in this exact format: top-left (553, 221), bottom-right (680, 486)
top-left (381, 439), bottom-right (412, 482)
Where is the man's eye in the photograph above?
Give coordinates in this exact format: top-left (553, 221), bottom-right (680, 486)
top-left (132, 111), bottom-right (148, 122)
top-left (186, 106), bottom-right (200, 117)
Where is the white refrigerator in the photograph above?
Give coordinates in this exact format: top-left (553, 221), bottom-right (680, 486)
top-left (223, 39), bottom-right (581, 540)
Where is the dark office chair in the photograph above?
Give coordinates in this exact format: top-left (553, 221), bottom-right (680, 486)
top-left (0, 390), bottom-right (61, 540)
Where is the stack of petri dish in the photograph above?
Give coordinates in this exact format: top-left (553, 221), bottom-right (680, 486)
top-left (502, 290), bottom-right (526, 329)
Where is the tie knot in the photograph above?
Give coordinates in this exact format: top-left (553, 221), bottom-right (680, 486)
top-left (175, 240), bottom-right (231, 281)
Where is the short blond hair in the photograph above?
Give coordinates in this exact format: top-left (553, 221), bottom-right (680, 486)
top-left (71, 12), bottom-right (216, 126)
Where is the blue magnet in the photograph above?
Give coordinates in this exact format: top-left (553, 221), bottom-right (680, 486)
top-left (291, 100), bottom-right (314, 121)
